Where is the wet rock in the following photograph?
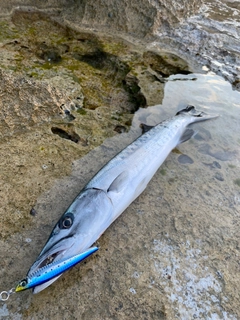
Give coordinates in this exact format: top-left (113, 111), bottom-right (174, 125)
top-left (135, 68), bottom-right (165, 106)
top-left (29, 208), bottom-right (37, 216)
top-left (178, 154), bottom-right (194, 164)
top-left (214, 172), bottom-right (224, 181)
top-left (61, 0), bottom-right (201, 38)
top-left (0, 0), bottom-right (239, 90)
top-left (233, 78), bottom-right (240, 91)
top-left (198, 143), bottom-right (237, 161)
top-left (194, 127), bottom-right (212, 141)
top-left (143, 71), bottom-right (165, 84)
top-left (159, 2), bottom-right (240, 90)
top-left (203, 161), bottom-right (221, 169)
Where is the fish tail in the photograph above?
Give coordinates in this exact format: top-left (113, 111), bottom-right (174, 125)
top-left (176, 105), bottom-right (219, 123)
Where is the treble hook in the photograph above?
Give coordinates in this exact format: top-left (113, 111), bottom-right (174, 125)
top-left (0, 288), bottom-right (15, 301)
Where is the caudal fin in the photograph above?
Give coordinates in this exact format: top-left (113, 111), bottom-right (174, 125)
top-left (176, 105), bottom-right (218, 123)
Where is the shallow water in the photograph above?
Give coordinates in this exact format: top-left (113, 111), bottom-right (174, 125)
top-left (1, 70), bottom-right (240, 319)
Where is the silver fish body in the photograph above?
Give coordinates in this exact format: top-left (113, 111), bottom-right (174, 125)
top-left (28, 106), bottom-right (217, 293)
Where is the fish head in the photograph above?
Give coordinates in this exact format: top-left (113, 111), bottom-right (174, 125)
top-left (27, 214), bottom-right (91, 294)
top-left (26, 212), bottom-right (79, 293)
top-left (29, 211), bottom-right (77, 271)
top-left (27, 188), bottom-right (112, 293)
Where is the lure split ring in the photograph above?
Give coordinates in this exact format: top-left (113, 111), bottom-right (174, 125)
top-left (0, 288), bottom-right (15, 301)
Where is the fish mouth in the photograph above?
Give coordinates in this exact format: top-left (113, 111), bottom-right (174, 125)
top-left (37, 249), bottom-right (66, 269)
top-left (28, 236), bottom-right (89, 293)
top-left (27, 246), bottom-right (70, 294)
top-left (28, 238), bottom-right (75, 275)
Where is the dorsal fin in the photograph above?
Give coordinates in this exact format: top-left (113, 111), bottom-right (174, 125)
top-left (140, 123), bottom-right (154, 134)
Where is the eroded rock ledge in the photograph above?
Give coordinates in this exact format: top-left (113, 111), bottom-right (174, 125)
top-left (0, 0), bottom-right (239, 89)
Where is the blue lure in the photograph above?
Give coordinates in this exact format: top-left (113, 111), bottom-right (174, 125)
top-left (15, 247), bottom-right (98, 292)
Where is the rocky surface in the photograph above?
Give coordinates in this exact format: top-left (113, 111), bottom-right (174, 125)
top-left (65, 0), bottom-right (240, 89)
top-left (157, 0), bottom-right (240, 90)
top-left (0, 1), bottom-right (239, 320)
top-left (0, 1), bottom-right (238, 81)
top-left (1, 73), bottom-right (240, 319)
top-left (0, 0), bottom-right (238, 89)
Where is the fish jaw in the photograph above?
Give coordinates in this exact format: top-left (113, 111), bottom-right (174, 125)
top-left (28, 236), bottom-right (75, 272)
top-left (27, 237), bottom-right (84, 294)
top-left (29, 238), bottom-right (100, 293)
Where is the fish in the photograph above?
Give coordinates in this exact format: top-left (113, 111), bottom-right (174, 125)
top-left (27, 105), bottom-right (218, 293)
top-left (15, 247), bottom-right (98, 292)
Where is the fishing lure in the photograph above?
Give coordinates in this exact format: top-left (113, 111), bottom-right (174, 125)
top-left (0, 246), bottom-right (98, 300)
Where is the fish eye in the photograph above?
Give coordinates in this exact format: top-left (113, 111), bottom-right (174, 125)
top-left (58, 212), bottom-right (74, 229)
top-left (62, 217), bottom-right (72, 228)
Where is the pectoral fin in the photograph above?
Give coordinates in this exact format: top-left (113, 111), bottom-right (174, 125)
top-left (107, 171), bottom-right (129, 193)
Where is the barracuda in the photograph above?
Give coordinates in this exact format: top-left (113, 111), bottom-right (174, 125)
top-left (27, 105), bottom-right (218, 293)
